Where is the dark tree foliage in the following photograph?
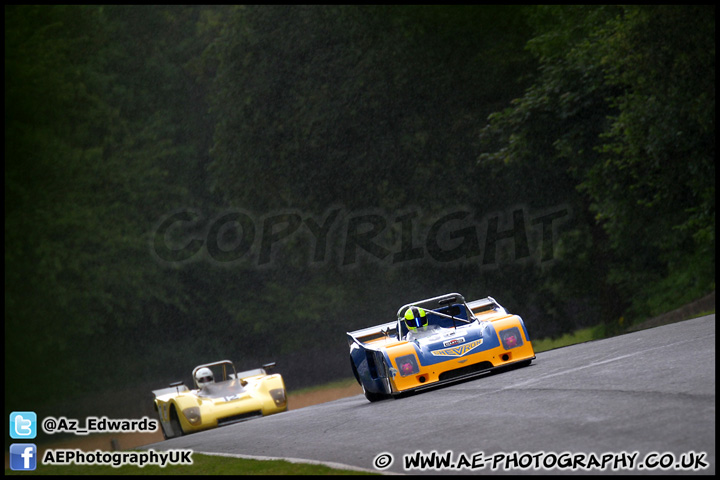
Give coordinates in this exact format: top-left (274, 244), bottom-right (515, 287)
top-left (208, 5), bottom-right (533, 213)
top-left (480, 5), bottom-right (714, 321)
top-left (5, 5), bottom-right (216, 408)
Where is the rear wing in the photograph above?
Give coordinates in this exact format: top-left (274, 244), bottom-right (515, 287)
top-left (467, 296), bottom-right (507, 315)
top-left (347, 320), bottom-right (398, 347)
top-left (152, 381), bottom-right (189, 398)
top-left (235, 363), bottom-right (275, 380)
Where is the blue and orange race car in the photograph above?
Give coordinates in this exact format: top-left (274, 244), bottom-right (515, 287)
top-left (347, 293), bottom-right (535, 401)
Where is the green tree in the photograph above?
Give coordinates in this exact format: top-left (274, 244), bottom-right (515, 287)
top-left (207, 5), bottom-right (535, 214)
top-left (587, 5), bottom-right (715, 314)
top-left (5, 5), bottom-right (216, 407)
top-left (480, 5), bottom-right (714, 325)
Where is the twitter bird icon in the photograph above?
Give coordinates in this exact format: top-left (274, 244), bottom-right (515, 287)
top-left (10, 411), bottom-right (37, 439)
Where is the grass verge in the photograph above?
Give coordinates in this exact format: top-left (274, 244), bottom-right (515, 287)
top-left (532, 307), bottom-right (715, 353)
top-left (531, 324), bottom-right (606, 353)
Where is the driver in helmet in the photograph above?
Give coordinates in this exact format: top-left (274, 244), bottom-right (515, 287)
top-left (403, 306), bottom-right (441, 342)
top-left (195, 367), bottom-right (214, 391)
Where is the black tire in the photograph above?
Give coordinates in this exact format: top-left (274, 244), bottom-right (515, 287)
top-left (352, 354), bottom-right (392, 401)
top-left (154, 404), bottom-right (169, 440)
top-left (169, 408), bottom-right (184, 438)
top-left (153, 402), bottom-right (167, 440)
top-left (363, 385), bottom-right (391, 402)
top-left (364, 390), bottom-right (390, 402)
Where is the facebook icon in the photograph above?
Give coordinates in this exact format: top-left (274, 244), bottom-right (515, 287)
top-left (10, 444), bottom-right (37, 471)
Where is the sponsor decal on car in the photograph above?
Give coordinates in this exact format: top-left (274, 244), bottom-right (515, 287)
top-left (443, 337), bottom-right (466, 347)
top-left (431, 339), bottom-right (483, 357)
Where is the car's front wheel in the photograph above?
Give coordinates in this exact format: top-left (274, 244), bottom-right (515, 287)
top-left (169, 408), bottom-right (185, 438)
top-left (363, 385), bottom-right (391, 402)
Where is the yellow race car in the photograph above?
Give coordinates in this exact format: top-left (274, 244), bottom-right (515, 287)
top-left (152, 360), bottom-right (287, 439)
top-left (348, 293), bottom-right (535, 401)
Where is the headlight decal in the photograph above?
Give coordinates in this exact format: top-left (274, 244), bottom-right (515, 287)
top-left (182, 406), bottom-right (202, 425)
top-left (269, 388), bottom-right (287, 407)
top-left (499, 326), bottom-right (524, 350)
top-left (395, 354), bottom-right (420, 377)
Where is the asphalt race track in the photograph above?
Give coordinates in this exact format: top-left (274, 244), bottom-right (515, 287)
top-left (144, 315), bottom-right (715, 475)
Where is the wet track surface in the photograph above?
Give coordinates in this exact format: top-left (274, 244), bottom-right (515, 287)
top-left (144, 315), bottom-right (715, 475)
